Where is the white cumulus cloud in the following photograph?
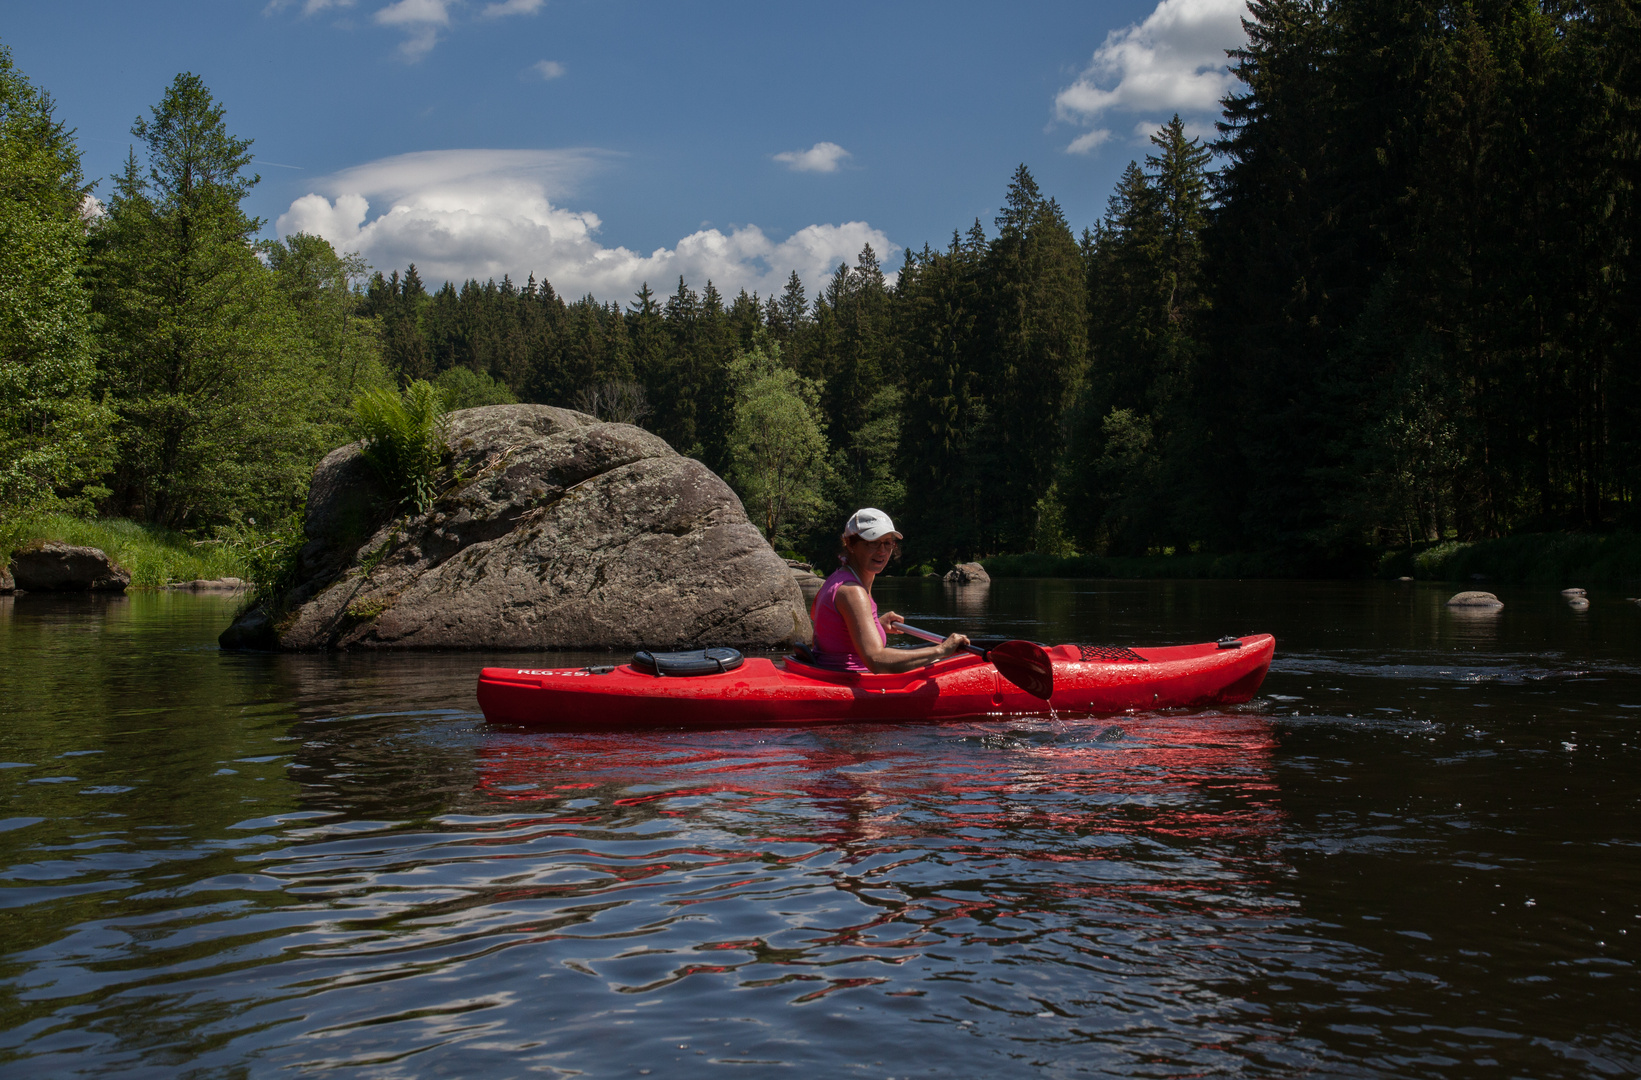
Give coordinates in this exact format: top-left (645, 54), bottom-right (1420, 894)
top-left (530, 59), bottom-right (565, 80)
top-left (1056, 0), bottom-right (1248, 152)
top-left (275, 148), bottom-right (898, 301)
top-left (1066, 129), bottom-right (1114, 155)
top-left (274, 0), bottom-right (544, 58)
top-left (773, 142), bottom-right (851, 174)
top-left (374, 0), bottom-right (455, 60)
top-left (263, 0), bottom-right (357, 13)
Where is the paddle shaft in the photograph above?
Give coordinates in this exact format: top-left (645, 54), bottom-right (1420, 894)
top-left (893, 621), bottom-right (985, 656)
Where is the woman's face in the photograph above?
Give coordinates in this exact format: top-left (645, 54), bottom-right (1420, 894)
top-left (850, 535), bottom-right (897, 573)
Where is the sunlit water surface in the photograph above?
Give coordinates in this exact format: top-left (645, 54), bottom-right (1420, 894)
top-left (2, 580), bottom-right (1639, 1078)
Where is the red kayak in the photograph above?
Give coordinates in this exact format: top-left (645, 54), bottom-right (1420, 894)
top-left (476, 633), bottom-right (1274, 728)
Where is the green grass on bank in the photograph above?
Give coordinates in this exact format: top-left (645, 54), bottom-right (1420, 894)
top-left (980, 532), bottom-right (1641, 585)
top-left (0, 514), bottom-right (250, 589)
top-left (1382, 532), bottom-right (1641, 587)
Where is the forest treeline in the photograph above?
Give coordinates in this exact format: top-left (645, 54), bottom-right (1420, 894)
top-left (3, 0), bottom-right (1637, 573)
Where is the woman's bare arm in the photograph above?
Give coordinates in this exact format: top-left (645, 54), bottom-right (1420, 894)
top-left (835, 587), bottom-right (968, 674)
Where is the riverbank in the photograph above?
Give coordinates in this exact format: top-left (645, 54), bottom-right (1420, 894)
top-left (982, 531), bottom-right (1641, 586)
top-left (0, 514), bottom-right (249, 589)
top-left (1382, 531), bottom-right (1641, 586)
top-left (980, 551), bottom-right (1288, 580)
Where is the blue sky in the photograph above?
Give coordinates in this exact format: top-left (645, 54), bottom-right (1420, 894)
top-left (4, 0), bottom-right (1246, 301)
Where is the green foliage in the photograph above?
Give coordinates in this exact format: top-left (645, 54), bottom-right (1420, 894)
top-left (1032, 483), bottom-right (1075, 559)
top-left (228, 512), bottom-right (306, 610)
top-left (263, 232), bottom-right (391, 423)
top-left (0, 43), bottom-right (115, 522)
top-left (435, 366), bottom-right (518, 410)
top-left (352, 380), bottom-right (449, 513)
top-left (5, 38), bottom-right (1628, 576)
top-left (0, 513), bottom-right (248, 587)
top-left (894, 227), bottom-right (989, 562)
top-left (1069, 118), bottom-right (1213, 556)
top-left (87, 73), bottom-right (327, 531)
top-left (983, 550), bottom-right (1289, 580)
top-left (1208, 0), bottom-right (1639, 552)
top-left (1384, 533), bottom-right (1641, 587)
top-left (725, 338), bottom-right (831, 546)
top-left (829, 384), bottom-right (904, 519)
top-left (980, 167), bottom-right (1088, 552)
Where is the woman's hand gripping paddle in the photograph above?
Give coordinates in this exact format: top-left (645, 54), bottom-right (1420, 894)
top-left (894, 622), bottom-right (1055, 702)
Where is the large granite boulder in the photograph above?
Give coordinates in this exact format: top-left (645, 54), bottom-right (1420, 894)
top-left (944, 561), bottom-right (990, 585)
top-left (220, 404), bottom-right (811, 651)
top-left (8, 542), bottom-right (130, 592)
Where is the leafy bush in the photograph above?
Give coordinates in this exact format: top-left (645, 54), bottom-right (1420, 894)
top-left (434, 367), bottom-right (517, 410)
top-left (352, 380), bottom-right (449, 513)
top-left (212, 513), bottom-right (306, 611)
top-left (725, 341), bottom-right (831, 546)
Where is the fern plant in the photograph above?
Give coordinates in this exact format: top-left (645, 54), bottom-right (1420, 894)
top-left (352, 380), bottom-right (449, 513)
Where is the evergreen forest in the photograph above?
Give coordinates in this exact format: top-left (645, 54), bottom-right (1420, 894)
top-left (3, 0), bottom-right (1637, 576)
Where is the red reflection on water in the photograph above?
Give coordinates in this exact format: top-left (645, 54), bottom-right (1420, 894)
top-left (471, 711), bottom-right (1282, 851)
top-left (454, 714), bottom-right (1287, 1003)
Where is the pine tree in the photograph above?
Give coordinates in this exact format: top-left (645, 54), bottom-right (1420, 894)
top-left (979, 165), bottom-right (1088, 551)
top-left (88, 73), bottom-right (324, 528)
top-left (895, 234), bottom-right (988, 562)
top-left (771, 270), bottom-right (808, 341)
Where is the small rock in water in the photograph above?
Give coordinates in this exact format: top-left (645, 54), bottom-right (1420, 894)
top-left (166, 577), bottom-right (248, 591)
top-left (1446, 590), bottom-right (1503, 609)
top-left (1096, 725), bottom-right (1124, 742)
top-left (1568, 596), bottom-right (1590, 610)
top-left (1561, 587), bottom-right (1587, 597)
top-left (1396, 576), bottom-right (1414, 582)
top-left (789, 566), bottom-right (825, 607)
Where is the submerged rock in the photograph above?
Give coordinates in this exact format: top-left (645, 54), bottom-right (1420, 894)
top-left (221, 404), bottom-right (810, 651)
top-left (219, 606), bottom-right (276, 651)
top-left (788, 562), bottom-right (825, 609)
top-left (8, 542), bottom-right (130, 593)
top-left (944, 561), bottom-right (991, 585)
top-left (1446, 590), bottom-right (1503, 609)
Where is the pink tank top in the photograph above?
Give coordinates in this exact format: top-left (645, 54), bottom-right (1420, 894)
top-left (811, 565), bottom-right (882, 673)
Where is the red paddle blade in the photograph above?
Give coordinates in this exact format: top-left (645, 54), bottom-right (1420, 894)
top-left (989, 640), bottom-right (1054, 702)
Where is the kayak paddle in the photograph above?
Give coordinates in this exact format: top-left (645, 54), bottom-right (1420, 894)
top-left (894, 622), bottom-right (1054, 702)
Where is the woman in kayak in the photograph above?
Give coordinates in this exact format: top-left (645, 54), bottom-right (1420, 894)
top-left (810, 508), bottom-right (970, 673)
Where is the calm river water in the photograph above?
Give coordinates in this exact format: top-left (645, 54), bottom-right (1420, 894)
top-left (2, 579), bottom-right (1638, 1078)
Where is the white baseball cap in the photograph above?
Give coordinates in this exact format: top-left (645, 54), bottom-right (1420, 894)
top-left (843, 508), bottom-right (902, 541)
